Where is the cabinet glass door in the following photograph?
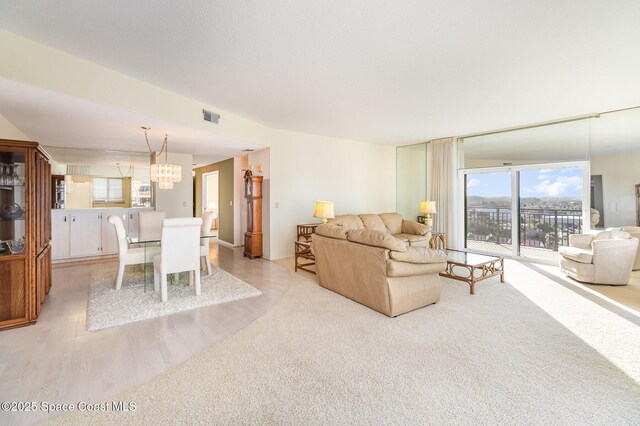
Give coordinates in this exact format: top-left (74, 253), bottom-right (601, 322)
top-left (0, 149), bottom-right (26, 257)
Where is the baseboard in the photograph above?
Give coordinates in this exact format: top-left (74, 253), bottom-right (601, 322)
top-left (217, 239), bottom-right (237, 248)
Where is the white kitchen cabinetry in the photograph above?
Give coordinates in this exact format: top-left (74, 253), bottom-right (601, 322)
top-left (51, 208), bottom-right (151, 260)
top-left (101, 210), bottom-right (128, 254)
top-left (51, 211), bottom-right (70, 259)
top-left (69, 211), bottom-right (102, 257)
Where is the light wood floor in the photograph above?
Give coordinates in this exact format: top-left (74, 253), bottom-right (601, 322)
top-left (0, 242), bottom-right (290, 425)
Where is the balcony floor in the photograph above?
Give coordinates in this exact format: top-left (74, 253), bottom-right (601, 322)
top-left (466, 240), bottom-right (560, 263)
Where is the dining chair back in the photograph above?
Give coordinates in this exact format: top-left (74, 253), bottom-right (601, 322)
top-left (107, 215), bottom-right (145, 290)
top-left (200, 211), bottom-right (217, 275)
top-left (153, 217), bottom-right (203, 302)
top-left (160, 218), bottom-right (202, 274)
top-left (139, 210), bottom-right (166, 241)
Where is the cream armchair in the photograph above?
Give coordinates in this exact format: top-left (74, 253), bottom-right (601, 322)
top-left (608, 226), bottom-right (640, 270)
top-left (559, 230), bottom-right (639, 285)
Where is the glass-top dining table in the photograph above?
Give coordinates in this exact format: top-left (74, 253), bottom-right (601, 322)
top-left (127, 231), bottom-right (215, 292)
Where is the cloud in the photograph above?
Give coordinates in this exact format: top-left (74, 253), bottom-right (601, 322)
top-left (467, 178), bottom-right (481, 188)
top-left (537, 174), bottom-right (550, 180)
top-left (538, 169), bottom-right (552, 173)
top-left (533, 175), bottom-right (582, 197)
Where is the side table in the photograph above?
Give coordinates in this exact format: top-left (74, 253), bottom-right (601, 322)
top-left (294, 241), bottom-right (316, 274)
top-left (297, 223), bottom-right (319, 242)
top-left (429, 232), bottom-right (447, 250)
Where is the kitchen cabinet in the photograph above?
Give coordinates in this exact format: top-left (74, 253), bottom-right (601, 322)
top-left (69, 211), bottom-right (102, 257)
top-left (51, 208), bottom-right (150, 260)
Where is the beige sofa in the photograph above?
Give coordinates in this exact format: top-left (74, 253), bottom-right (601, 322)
top-left (328, 213), bottom-right (432, 247)
top-left (311, 213), bottom-right (447, 317)
top-left (559, 230), bottom-right (639, 285)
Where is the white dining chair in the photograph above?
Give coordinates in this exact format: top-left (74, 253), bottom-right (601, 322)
top-left (153, 218), bottom-right (203, 302)
top-left (108, 215), bottom-right (146, 290)
top-left (139, 210), bottom-right (165, 242)
top-left (200, 211), bottom-right (217, 275)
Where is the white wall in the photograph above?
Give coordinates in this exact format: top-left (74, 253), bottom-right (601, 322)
top-left (590, 152), bottom-right (640, 227)
top-left (0, 30), bottom-right (396, 259)
top-left (397, 144), bottom-right (426, 220)
top-left (154, 152), bottom-right (194, 218)
top-left (0, 112), bottom-right (28, 140)
top-left (248, 148), bottom-right (271, 259)
top-left (268, 132), bottom-right (395, 259)
top-left (233, 156), bottom-right (248, 246)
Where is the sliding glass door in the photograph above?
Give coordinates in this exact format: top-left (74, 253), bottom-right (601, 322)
top-left (462, 162), bottom-right (588, 262)
top-left (465, 171), bottom-right (513, 256)
top-left (518, 166), bottom-right (584, 261)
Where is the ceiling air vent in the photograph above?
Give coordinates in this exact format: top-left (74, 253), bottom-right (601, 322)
top-left (66, 165), bottom-right (91, 175)
top-left (202, 109), bottom-right (220, 124)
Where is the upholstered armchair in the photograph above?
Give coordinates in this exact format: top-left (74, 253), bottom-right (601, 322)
top-left (617, 227), bottom-right (640, 270)
top-left (559, 230), bottom-right (639, 285)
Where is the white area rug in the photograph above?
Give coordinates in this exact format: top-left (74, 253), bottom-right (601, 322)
top-left (86, 265), bottom-right (262, 331)
top-left (60, 260), bottom-right (640, 423)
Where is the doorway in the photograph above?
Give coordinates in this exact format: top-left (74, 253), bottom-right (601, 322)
top-left (461, 162), bottom-right (589, 262)
top-left (202, 171), bottom-right (219, 235)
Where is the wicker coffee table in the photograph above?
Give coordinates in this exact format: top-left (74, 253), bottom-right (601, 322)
top-left (440, 250), bottom-right (504, 294)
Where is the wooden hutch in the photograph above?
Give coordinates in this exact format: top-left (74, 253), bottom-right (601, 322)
top-left (0, 139), bottom-right (52, 331)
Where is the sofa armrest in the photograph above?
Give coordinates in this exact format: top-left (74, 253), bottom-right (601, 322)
top-left (569, 233), bottom-right (594, 249)
top-left (401, 220), bottom-right (429, 236)
top-left (389, 247), bottom-right (447, 264)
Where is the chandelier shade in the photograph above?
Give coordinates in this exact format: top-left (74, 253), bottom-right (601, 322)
top-left (142, 127), bottom-right (182, 190)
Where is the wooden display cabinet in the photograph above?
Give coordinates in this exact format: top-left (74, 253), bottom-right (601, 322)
top-left (0, 139), bottom-right (51, 331)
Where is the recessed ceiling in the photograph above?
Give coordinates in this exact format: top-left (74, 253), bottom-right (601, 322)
top-left (0, 78), bottom-right (265, 166)
top-left (0, 1), bottom-right (638, 144)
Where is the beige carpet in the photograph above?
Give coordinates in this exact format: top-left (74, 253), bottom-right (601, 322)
top-left (52, 260), bottom-right (640, 424)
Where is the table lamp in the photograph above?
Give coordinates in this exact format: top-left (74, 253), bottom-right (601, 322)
top-left (207, 201), bottom-right (218, 212)
top-left (419, 201), bottom-right (436, 228)
top-left (313, 201), bottom-right (335, 224)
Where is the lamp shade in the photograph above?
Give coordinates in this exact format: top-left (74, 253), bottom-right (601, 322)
top-left (150, 163), bottom-right (182, 190)
top-left (313, 201), bottom-right (335, 220)
top-left (419, 201), bottom-right (437, 214)
top-left (207, 201), bottom-right (218, 212)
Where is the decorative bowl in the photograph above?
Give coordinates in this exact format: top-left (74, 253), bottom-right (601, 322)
top-left (0, 203), bottom-right (24, 220)
top-left (6, 238), bottom-right (25, 254)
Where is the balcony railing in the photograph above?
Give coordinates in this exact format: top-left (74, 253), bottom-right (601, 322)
top-left (466, 207), bottom-right (582, 252)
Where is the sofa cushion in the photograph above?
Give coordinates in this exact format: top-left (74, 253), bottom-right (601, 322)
top-left (358, 214), bottom-right (389, 233)
top-left (593, 230), bottom-right (630, 241)
top-left (347, 229), bottom-right (407, 252)
top-left (315, 224), bottom-right (348, 240)
top-left (386, 260), bottom-right (446, 278)
top-left (379, 213), bottom-right (404, 235)
top-left (390, 247), bottom-right (448, 264)
top-left (393, 233), bottom-right (430, 247)
top-left (559, 246), bottom-right (593, 264)
top-left (327, 214), bottom-right (364, 230)
top-left (401, 220), bottom-right (429, 236)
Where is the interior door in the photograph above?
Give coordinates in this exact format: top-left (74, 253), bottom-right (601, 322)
top-left (69, 211), bottom-right (102, 257)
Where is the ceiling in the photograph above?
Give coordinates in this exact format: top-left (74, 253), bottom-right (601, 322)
top-left (0, 0), bottom-right (638, 145)
top-left (0, 78), bottom-right (264, 166)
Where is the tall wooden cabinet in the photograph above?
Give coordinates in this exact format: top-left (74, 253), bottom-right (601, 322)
top-left (243, 171), bottom-right (263, 259)
top-left (0, 139), bottom-right (52, 331)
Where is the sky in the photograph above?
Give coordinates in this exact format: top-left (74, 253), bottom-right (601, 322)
top-left (467, 167), bottom-right (583, 198)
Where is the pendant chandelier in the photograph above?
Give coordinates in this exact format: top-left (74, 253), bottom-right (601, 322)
top-left (142, 126), bottom-right (182, 189)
